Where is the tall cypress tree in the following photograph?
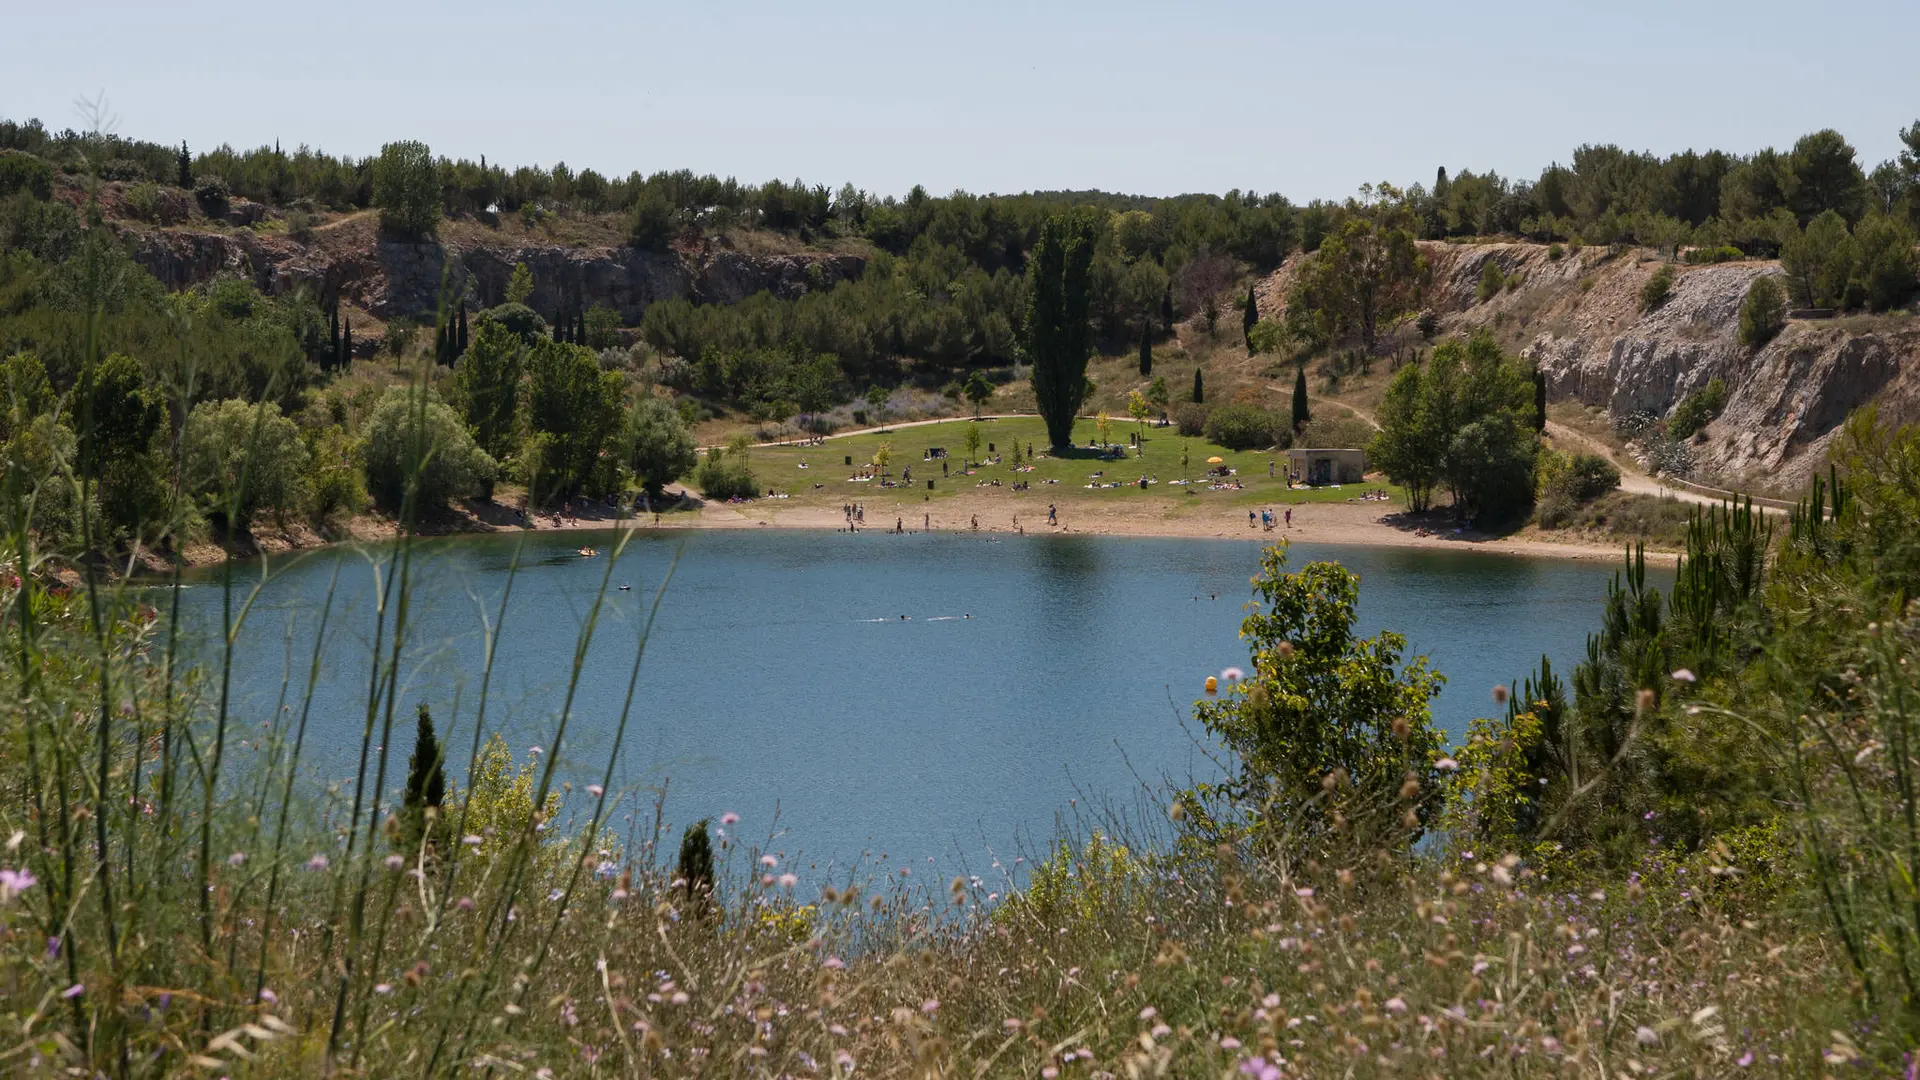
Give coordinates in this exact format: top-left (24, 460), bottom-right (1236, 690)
top-left (575, 308), bottom-right (587, 347)
top-left (1161, 284), bottom-right (1175, 334)
top-left (327, 303), bottom-right (340, 372)
top-left (1533, 365), bottom-right (1548, 432)
top-left (434, 322), bottom-right (448, 366)
top-left (1138, 323), bottom-right (1152, 377)
top-left (1192, 367), bottom-right (1204, 404)
top-left (1243, 284), bottom-right (1259, 353)
top-left (554, 308), bottom-right (566, 342)
top-left (341, 317), bottom-right (353, 369)
top-left (457, 305), bottom-right (468, 354)
top-left (678, 819), bottom-right (716, 914)
top-left (1291, 367), bottom-right (1311, 433)
top-left (402, 703), bottom-right (447, 851)
top-left (1026, 208), bottom-right (1104, 450)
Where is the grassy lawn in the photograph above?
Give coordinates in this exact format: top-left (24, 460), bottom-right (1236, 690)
top-left (738, 415), bottom-right (1400, 512)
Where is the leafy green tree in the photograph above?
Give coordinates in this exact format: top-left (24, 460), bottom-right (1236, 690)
top-left (1780, 210), bottom-right (1855, 308)
top-left (624, 396), bottom-right (698, 498)
top-left (181, 398), bottom-right (311, 530)
top-left (475, 302), bottom-right (547, 345)
top-left (1368, 364), bottom-right (1442, 511)
top-left (1738, 275), bottom-right (1788, 347)
top-left (526, 339), bottom-right (625, 502)
top-left (1192, 367), bottom-right (1204, 404)
top-left (1137, 323), bottom-right (1151, 377)
top-left (695, 441), bottom-right (757, 501)
top-left (584, 303), bottom-right (622, 350)
top-left (630, 187), bottom-right (676, 251)
top-left (962, 421), bottom-right (983, 465)
top-left (1126, 389), bottom-right (1151, 443)
top-left (506, 263), bottom-right (535, 305)
top-left (453, 320), bottom-right (526, 461)
top-left (371, 140), bottom-right (440, 239)
top-left (1849, 214), bottom-right (1919, 312)
top-left (0, 352), bottom-right (52, 442)
top-left (401, 703), bottom-right (447, 854)
top-left (1146, 376), bottom-right (1169, 416)
top-left (1787, 129), bottom-right (1867, 225)
top-left (964, 370), bottom-right (994, 417)
top-left (1185, 545), bottom-right (1445, 848)
top-left (360, 385), bottom-right (497, 515)
top-left (864, 385), bottom-right (890, 426)
top-left (1160, 283), bottom-right (1174, 332)
top-left (1291, 368), bottom-right (1310, 434)
top-left (1285, 206), bottom-right (1427, 353)
top-left (78, 353), bottom-right (166, 538)
top-left (1446, 410), bottom-right (1536, 522)
top-left (1027, 207), bottom-right (1104, 450)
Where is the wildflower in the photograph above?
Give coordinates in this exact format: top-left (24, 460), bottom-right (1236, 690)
top-left (596, 860), bottom-right (617, 879)
top-left (464, 834), bottom-right (483, 846)
top-left (374, 983), bottom-right (393, 995)
top-left (528, 745), bottom-right (542, 756)
top-left (921, 999), bottom-right (939, 1014)
top-left (1491, 685), bottom-right (1509, 705)
top-left (586, 785), bottom-right (604, 797)
top-left (1434, 757), bottom-right (1459, 771)
top-left (823, 956), bottom-right (845, 970)
top-left (761, 874), bottom-right (775, 886)
top-left (63, 984), bottom-right (84, 999)
top-left (384, 855), bottom-right (405, 871)
top-left (1138, 1006), bottom-right (1158, 1021)
top-left (1042, 1068), bottom-right (1058, 1079)
top-left (1635, 1025), bottom-right (1658, 1046)
top-left (761, 854), bottom-right (778, 867)
top-left (306, 854), bottom-right (330, 872)
top-left (1670, 668), bottom-right (1696, 683)
top-left (1220, 666), bottom-right (1246, 683)
top-left (779, 873), bottom-right (798, 888)
top-left (0, 868), bottom-right (37, 896)
top-left (1385, 996), bottom-right (1408, 1013)
top-left (670, 990), bottom-right (690, 1005)
top-left (549, 889), bottom-right (563, 901)
top-left (1220, 1036), bottom-right (1242, 1049)
top-left (834, 1049), bottom-right (854, 1070)
top-left (259, 988), bottom-right (277, 1005)
top-left (721, 812), bottom-right (740, 825)
top-left (1239, 1057), bottom-right (1283, 1080)
top-left (456, 896), bottom-right (475, 911)
top-left (1737, 1051), bottom-right (1753, 1067)
top-left (227, 852), bottom-right (246, 867)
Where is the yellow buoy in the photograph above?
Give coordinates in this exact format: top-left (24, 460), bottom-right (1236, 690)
top-left (1204, 675), bottom-right (1218, 694)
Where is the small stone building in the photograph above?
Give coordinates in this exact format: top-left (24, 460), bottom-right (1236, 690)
top-left (1287, 447), bottom-right (1368, 486)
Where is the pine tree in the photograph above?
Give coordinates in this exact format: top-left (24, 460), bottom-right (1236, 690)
top-left (177, 142), bottom-right (192, 189)
top-left (1243, 284), bottom-right (1259, 353)
top-left (677, 819), bottom-right (716, 914)
top-left (1192, 367), bottom-right (1204, 404)
top-left (1138, 323), bottom-right (1152, 377)
top-left (1292, 367), bottom-right (1311, 433)
top-left (402, 703), bottom-right (447, 852)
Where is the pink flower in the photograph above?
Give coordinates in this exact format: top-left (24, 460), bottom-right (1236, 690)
top-left (1220, 666), bottom-right (1246, 683)
top-left (586, 785), bottom-right (604, 797)
top-left (306, 854), bottom-right (330, 872)
top-left (778, 873), bottom-right (798, 888)
top-left (227, 852), bottom-right (246, 867)
top-left (760, 854), bottom-right (778, 867)
top-left (62, 983), bottom-right (83, 999)
top-left (921, 999), bottom-right (939, 1014)
top-left (823, 956), bottom-right (845, 970)
top-left (721, 812), bottom-right (740, 825)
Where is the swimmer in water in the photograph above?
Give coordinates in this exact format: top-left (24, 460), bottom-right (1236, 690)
top-left (899, 614), bottom-right (909, 620)
top-left (963, 613), bottom-right (972, 619)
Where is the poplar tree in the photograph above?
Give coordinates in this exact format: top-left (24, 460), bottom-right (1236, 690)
top-left (1292, 367), bottom-right (1311, 433)
top-left (1193, 367), bottom-right (1205, 403)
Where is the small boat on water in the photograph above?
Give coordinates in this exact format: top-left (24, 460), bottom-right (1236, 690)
top-left (578, 547), bottom-right (598, 557)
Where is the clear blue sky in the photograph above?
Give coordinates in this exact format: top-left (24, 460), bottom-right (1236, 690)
top-left (5, 0), bottom-right (1917, 201)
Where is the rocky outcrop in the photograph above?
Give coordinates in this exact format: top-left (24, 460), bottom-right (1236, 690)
top-left (1259, 239), bottom-right (1920, 494)
top-left (118, 219), bottom-right (867, 327)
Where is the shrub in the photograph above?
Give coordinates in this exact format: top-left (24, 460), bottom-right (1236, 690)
top-left (1476, 259), bottom-right (1505, 303)
top-left (1565, 453), bottom-right (1621, 500)
top-left (1535, 490), bottom-right (1578, 528)
top-left (122, 182), bottom-right (160, 223)
top-left (1174, 402), bottom-right (1210, 436)
top-left (0, 150), bottom-right (54, 200)
top-left (1669, 377), bottom-right (1728, 439)
top-left (1639, 263), bottom-right (1675, 311)
top-left (1684, 244), bottom-right (1746, 265)
top-left (1296, 414), bottom-right (1374, 450)
top-left (1546, 243), bottom-right (1564, 261)
top-left (1415, 309), bottom-right (1440, 338)
top-left (1203, 403), bottom-right (1278, 450)
top-left (192, 173), bottom-right (229, 215)
top-left (180, 398), bottom-right (311, 530)
top-left (285, 208), bottom-right (313, 242)
top-left (474, 302), bottom-right (548, 345)
top-left (1739, 275), bottom-right (1787, 348)
top-left (360, 385), bottom-right (497, 513)
top-left (697, 446), bottom-right (758, 501)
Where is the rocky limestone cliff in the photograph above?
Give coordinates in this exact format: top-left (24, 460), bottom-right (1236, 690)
top-left (1257, 240), bottom-right (1920, 494)
top-left (117, 215), bottom-right (865, 327)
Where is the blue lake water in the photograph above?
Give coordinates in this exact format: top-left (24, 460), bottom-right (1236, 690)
top-left (171, 530), bottom-right (1656, 880)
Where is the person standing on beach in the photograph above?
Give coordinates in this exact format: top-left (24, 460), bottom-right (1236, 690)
top-left (1285, 507), bottom-right (1292, 529)
top-left (1047, 504), bottom-right (1057, 525)
top-left (924, 512), bottom-right (930, 531)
